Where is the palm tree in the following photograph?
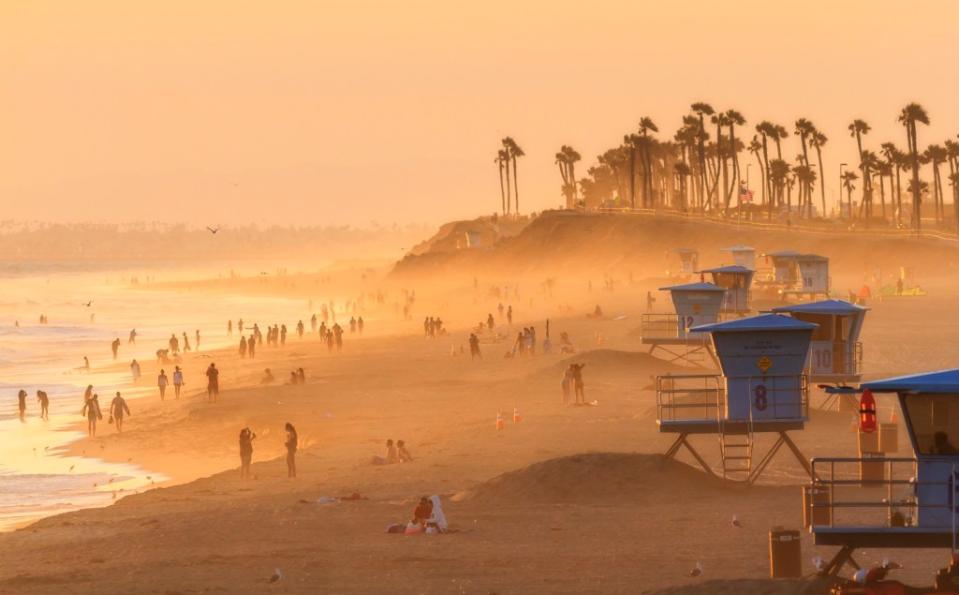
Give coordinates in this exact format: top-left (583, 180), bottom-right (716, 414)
top-left (638, 117), bottom-right (659, 208)
top-left (898, 103), bottom-right (930, 230)
top-left (496, 149), bottom-right (509, 215)
top-left (875, 159), bottom-right (892, 220)
top-left (859, 150), bottom-right (881, 220)
top-left (841, 170), bottom-right (858, 216)
top-left (502, 137), bottom-right (525, 215)
top-left (724, 110), bottom-right (746, 210)
top-left (564, 145), bottom-right (581, 207)
top-left (924, 144), bottom-right (948, 223)
top-left (848, 119), bottom-right (872, 219)
top-left (795, 118), bottom-right (816, 217)
top-left (755, 122), bottom-right (777, 218)
top-left (673, 161), bottom-right (691, 211)
top-left (748, 136), bottom-right (766, 209)
top-left (691, 103), bottom-right (715, 210)
top-left (624, 134), bottom-right (638, 209)
top-left (809, 130), bottom-right (828, 217)
top-left (880, 142), bottom-right (904, 224)
top-left (946, 139), bottom-right (959, 233)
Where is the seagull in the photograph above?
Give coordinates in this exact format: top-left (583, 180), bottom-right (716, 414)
top-left (69, 465), bottom-right (75, 472)
top-left (688, 561), bottom-right (703, 577)
top-left (83, 301), bottom-right (93, 307)
top-left (813, 556), bottom-right (825, 572)
top-left (731, 514), bottom-right (743, 528)
top-left (269, 568), bottom-right (284, 583)
top-left (206, 226), bottom-right (220, 234)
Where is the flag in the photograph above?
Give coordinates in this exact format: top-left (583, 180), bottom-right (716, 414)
top-left (739, 186), bottom-right (754, 203)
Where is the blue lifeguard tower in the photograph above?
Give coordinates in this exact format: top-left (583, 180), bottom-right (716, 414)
top-left (721, 245), bottom-right (757, 270)
top-left (669, 248), bottom-right (699, 279)
top-left (700, 265), bottom-right (754, 314)
top-left (641, 282), bottom-right (725, 367)
top-left (656, 314), bottom-right (814, 483)
top-left (764, 250), bottom-right (802, 286)
top-left (772, 300), bottom-right (867, 389)
top-left (783, 254), bottom-right (830, 300)
top-left (808, 369), bottom-right (959, 576)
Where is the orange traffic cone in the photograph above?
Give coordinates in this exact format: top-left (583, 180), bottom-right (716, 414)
top-left (513, 407), bottom-right (522, 424)
top-left (495, 412), bottom-right (505, 431)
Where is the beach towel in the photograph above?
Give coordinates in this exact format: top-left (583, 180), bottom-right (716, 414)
top-left (427, 495), bottom-right (448, 532)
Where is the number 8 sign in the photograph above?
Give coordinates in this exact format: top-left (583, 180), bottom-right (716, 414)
top-left (754, 384), bottom-right (768, 411)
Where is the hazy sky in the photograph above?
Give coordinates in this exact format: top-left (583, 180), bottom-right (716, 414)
top-left (2, 0), bottom-right (958, 226)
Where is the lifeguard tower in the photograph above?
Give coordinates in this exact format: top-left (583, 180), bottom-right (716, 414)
top-left (700, 265), bottom-right (754, 314)
top-left (721, 245), bottom-right (757, 270)
top-left (764, 250), bottom-right (802, 286)
top-left (783, 254), bottom-right (830, 300)
top-left (808, 369), bottom-right (959, 576)
top-left (669, 248), bottom-right (699, 279)
top-left (655, 314), bottom-right (814, 483)
top-left (772, 300), bottom-right (867, 390)
top-left (640, 282), bottom-right (725, 367)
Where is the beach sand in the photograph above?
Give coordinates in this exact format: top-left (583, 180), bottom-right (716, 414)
top-left (0, 259), bottom-right (956, 594)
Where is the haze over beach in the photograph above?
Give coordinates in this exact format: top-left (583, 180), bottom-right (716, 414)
top-left (6, 2), bottom-right (959, 594)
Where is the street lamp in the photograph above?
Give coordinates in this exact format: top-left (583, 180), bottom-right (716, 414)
top-left (839, 163), bottom-right (848, 219)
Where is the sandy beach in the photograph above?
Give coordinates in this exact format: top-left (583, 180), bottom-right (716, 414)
top-left (0, 246), bottom-right (956, 594)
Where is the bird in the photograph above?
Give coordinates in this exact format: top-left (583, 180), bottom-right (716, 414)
top-left (731, 514), bottom-right (743, 528)
top-left (688, 562), bottom-right (703, 577)
top-left (69, 465), bottom-right (75, 472)
top-left (206, 226), bottom-right (220, 234)
top-left (107, 478), bottom-right (114, 484)
top-left (269, 568), bottom-right (284, 583)
top-left (83, 300), bottom-right (93, 307)
top-left (812, 556), bottom-right (825, 572)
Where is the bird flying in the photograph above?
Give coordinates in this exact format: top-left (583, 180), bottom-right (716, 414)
top-left (206, 226), bottom-right (220, 234)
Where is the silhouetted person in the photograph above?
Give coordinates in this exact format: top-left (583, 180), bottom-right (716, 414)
top-left (206, 363), bottom-right (220, 402)
top-left (569, 363), bottom-right (587, 404)
top-left (248, 335), bottom-right (256, 359)
top-left (83, 356), bottom-right (90, 372)
top-left (36, 390), bottom-right (49, 420)
top-left (111, 338), bottom-right (121, 359)
top-left (285, 422), bottom-right (298, 478)
top-left (239, 335), bottom-right (248, 358)
top-left (507, 305), bottom-right (513, 325)
top-left (110, 392), bottom-right (131, 433)
top-left (157, 369), bottom-right (169, 400)
top-left (933, 431), bottom-right (959, 455)
top-left (169, 334), bottom-right (179, 354)
top-left (17, 389), bottom-right (27, 421)
top-left (487, 313), bottom-right (494, 331)
top-left (469, 333), bottom-right (481, 359)
top-left (239, 427), bottom-right (255, 479)
top-left (195, 329), bottom-right (201, 351)
top-left (182, 332), bottom-right (191, 352)
top-left (261, 368), bottom-right (274, 384)
top-left (173, 366), bottom-right (184, 399)
top-left (82, 394), bottom-right (102, 437)
top-left (357, 316), bottom-right (364, 334)
top-left (296, 368), bottom-right (305, 383)
top-left (128, 329), bottom-right (137, 344)
top-left (130, 359), bottom-right (141, 383)
top-left (228, 320), bottom-right (233, 336)
top-left (397, 440), bottom-right (413, 462)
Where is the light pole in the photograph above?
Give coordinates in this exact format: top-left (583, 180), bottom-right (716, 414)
top-left (839, 163), bottom-right (848, 219)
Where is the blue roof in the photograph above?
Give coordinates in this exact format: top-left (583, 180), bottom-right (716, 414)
top-left (700, 265), bottom-right (754, 275)
top-left (862, 369), bottom-right (959, 394)
top-left (690, 313), bottom-right (818, 334)
top-left (771, 299), bottom-right (867, 315)
top-left (658, 282), bottom-right (726, 292)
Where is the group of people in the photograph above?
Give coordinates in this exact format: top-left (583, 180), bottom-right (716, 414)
top-left (561, 363), bottom-right (587, 405)
top-left (288, 368), bottom-right (306, 384)
top-left (167, 331), bottom-right (201, 355)
top-left (80, 386), bottom-right (131, 436)
top-left (423, 317), bottom-right (445, 338)
top-left (348, 316), bottom-right (364, 334)
top-left (156, 366), bottom-right (185, 400)
top-left (238, 422), bottom-right (298, 479)
top-left (371, 439), bottom-right (413, 465)
top-left (319, 322), bottom-right (344, 352)
top-left (16, 389), bottom-right (49, 421)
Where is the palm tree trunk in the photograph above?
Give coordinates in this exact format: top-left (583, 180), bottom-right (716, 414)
top-left (512, 155), bottom-right (520, 215)
top-left (498, 162), bottom-right (507, 215)
top-left (628, 146), bottom-right (636, 209)
top-left (909, 121), bottom-right (921, 231)
top-left (504, 159), bottom-right (512, 215)
top-left (878, 173), bottom-right (886, 219)
top-left (815, 146), bottom-right (826, 218)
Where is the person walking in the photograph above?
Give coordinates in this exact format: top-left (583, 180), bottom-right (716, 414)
top-left (36, 390), bottom-right (49, 420)
top-left (130, 359), bottom-right (141, 384)
top-left (284, 422), bottom-right (298, 478)
top-left (239, 427), bottom-right (255, 479)
top-left (110, 392), bottom-right (131, 433)
top-left (82, 394), bottom-right (102, 437)
top-left (17, 389), bottom-right (27, 421)
top-left (173, 366), bottom-right (184, 399)
top-left (206, 363), bottom-right (220, 402)
top-left (157, 369), bottom-right (169, 400)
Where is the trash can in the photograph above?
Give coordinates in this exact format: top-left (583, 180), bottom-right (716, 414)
top-left (802, 485), bottom-right (831, 528)
top-left (769, 527), bottom-right (802, 578)
top-left (879, 423), bottom-right (898, 453)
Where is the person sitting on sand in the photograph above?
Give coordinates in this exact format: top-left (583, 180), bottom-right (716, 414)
top-left (397, 440), bottom-right (413, 462)
top-left (36, 390), bottom-right (49, 420)
top-left (110, 391), bottom-right (131, 433)
top-left (425, 495), bottom-right (448, 533)
top-left (82, 393), bottom-right (102, 437)
top-left (239, 427), bottom-right (256, 479)
top-left (261, 368), bottom-right (274, 384)
top-left (372, 439), bottom-right (399, 465)
top-left (17, 389), bottom-right (27, 421)
top-left (289, 371), bottom-right (299, 385)
top-left (412, 496), bottom-right (433, 527)
top-left (157, 369), bottom-right (169, 401)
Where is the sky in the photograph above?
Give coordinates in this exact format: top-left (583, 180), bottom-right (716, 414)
top-left (2, 0), bottom-right (958, 227)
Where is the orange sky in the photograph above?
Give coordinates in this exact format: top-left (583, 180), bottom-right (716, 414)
top-left (2, 0), bottom-right (958, 226)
